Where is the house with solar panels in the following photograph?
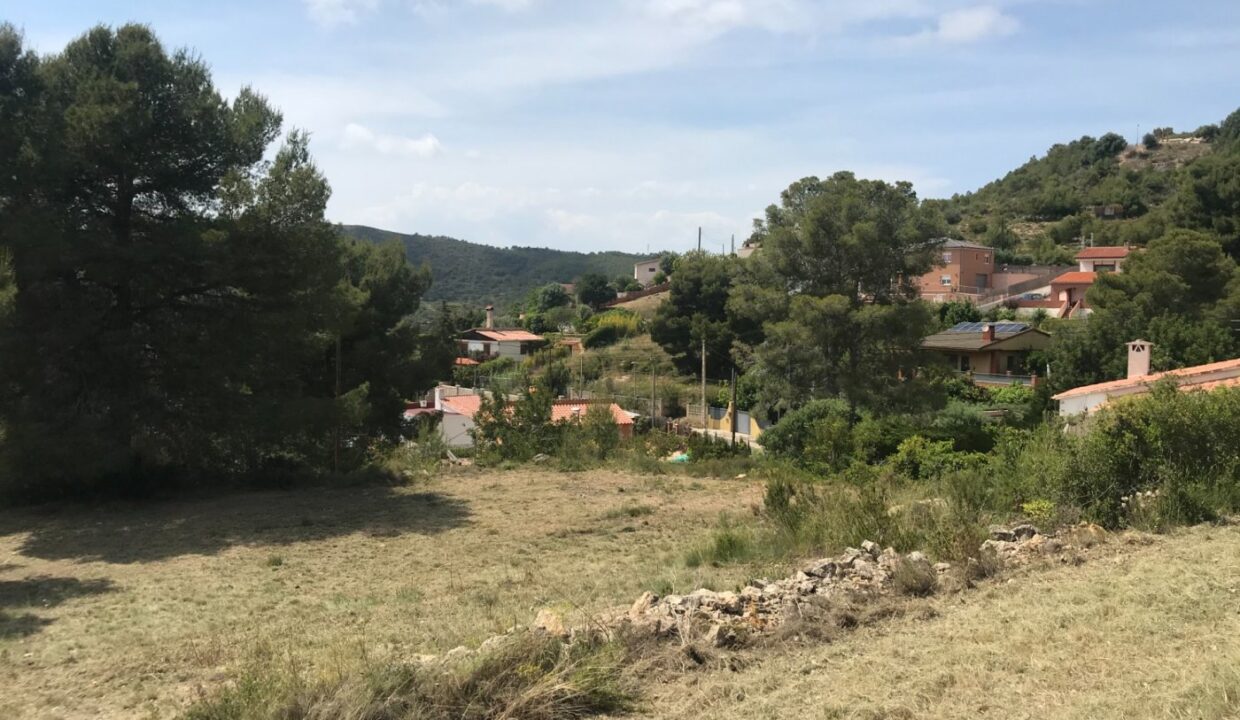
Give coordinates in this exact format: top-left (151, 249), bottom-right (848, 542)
top-left (921, 322), bottom-right (1051, 386)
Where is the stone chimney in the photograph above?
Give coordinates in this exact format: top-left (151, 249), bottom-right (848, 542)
top-left (1126, 339), bottom-right (1153, 379)
top-left (485, 305), bottom-right (494, 330)
top-left (981, 323), bottom-right (995, 342)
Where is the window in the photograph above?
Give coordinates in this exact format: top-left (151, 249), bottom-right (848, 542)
top-left (942, 252), bottom-right (952, 264)
top-left (959, 355), bottom-right (971, 372)
top-left (940, 275), bottom-right (952, 286)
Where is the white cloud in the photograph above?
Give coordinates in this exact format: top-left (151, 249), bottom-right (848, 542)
top-left (471, 0), bottom-right (536, 11)
top-left (304, 0), bottom-right (379, 27)
top-left (341, 123), bottom-right (443, 157)
top-left (545, 208), bottom-right (598, 233)
top-left (903, 5), bottom-right (1019, 45)
top-left (936, 6), bottom-right (1018, 43)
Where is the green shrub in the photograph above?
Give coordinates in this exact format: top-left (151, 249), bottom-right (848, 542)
top-left (989, 383), bottom-right (1034, 406)
top-left (890, 435), bottom-right (960, 481)
top-left (758, 399), bottom-right (857, 471)
top-left (582, 310), bottom-right (642, 349)
top-left (582, 324), bottom-right (621, 349)
top-left (684, 515), bottom-right (756, 567)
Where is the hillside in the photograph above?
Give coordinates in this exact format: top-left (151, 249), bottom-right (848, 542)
top-left (343, 225), bottom-right (646, 308)
top-left (940, 108), bottom-right (1240, 262)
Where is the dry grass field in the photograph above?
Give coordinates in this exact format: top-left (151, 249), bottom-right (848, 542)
top-left (641, 522), bottom-right (1240, 720)
top-left (5, 466), bottom-right (1240, 720)
top-left (0, 469), bottom-right (764, 719)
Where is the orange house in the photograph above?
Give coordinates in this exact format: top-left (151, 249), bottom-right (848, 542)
top-left (918, 239), bottom-right (995, 300)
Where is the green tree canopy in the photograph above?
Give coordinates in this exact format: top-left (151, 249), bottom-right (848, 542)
top-left (650, 251), bottom-right (737, 378)
top-left (731, 173), bottom-right (947, 419)
top-left (576, 272), bottom-right (616, 310)
top-left (0, 25), bottom-right (434, 497)
top-left (1045, 229), bottom-right (1240, 392)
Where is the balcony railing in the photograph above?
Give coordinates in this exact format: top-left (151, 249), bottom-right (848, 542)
top-left (967, 372), bottom-right (1037, 387)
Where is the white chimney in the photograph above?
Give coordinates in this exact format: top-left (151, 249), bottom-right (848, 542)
top-left (1126, 339), bottom-right (1152, 379)
top-left (485, 304), bottom-right (494, 330)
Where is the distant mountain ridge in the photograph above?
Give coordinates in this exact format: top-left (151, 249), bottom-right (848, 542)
top-left (342, 225), bottom-right (647, 308)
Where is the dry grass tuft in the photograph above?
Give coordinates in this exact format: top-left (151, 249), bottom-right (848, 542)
top-left (183, 630), bottom-right (635, 720)
top-left (892, 558), bottom-right (937, 597)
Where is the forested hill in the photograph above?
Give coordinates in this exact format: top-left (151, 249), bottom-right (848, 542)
top-left (343, 225), bottom-right (645, 308)
top-left (938, 108), bottom-right (1240, 262)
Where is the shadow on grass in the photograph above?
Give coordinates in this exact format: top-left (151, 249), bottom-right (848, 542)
top-left (0, 575), bottom-right (117, 639)
top-left (0, 486), bottom-right (472, 564)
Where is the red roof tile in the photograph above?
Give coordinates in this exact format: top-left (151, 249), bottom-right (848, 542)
top-left (470, 329), bottom-right (545, 342)
top-left (550, 400), bottom-right (634, 425)
top-left (454, 357), bottom-right (480, 366)
top-left (1053, 357), bottom-right (1240, 400)
top-left (439, 395), bottom-right (632, 425)
top-left (1076, 246), bottom-right (1131, 260)
top-left (441, 394), bottom-right (483, 416)
top-left (1051, 271), bottom-right (1097, 286)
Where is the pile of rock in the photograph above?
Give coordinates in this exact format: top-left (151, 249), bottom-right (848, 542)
top-left (981, 522), bottom-right (1103, 565)
top-left (516, 524), bottom-right (1100, 655)
top-left (619, 540), bottom-right (950, 645)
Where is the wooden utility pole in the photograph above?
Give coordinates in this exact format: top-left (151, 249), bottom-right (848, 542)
top-left (700, 336), bottom-right (707, 427)
top-left (729, 366), bottom-right (737, 445)
top-left (650, 357), bottom-right (657, 427)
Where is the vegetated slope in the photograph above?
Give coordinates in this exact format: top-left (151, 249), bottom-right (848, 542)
top-left (343, 225), bottom-right (646, 308)
top-left (939, 109), bottom-right (1240, 260)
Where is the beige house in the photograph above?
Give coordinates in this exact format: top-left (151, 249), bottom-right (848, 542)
top-left (633, 258), bottom-right (662, 286)
top-left (921, 322), bottom-right (1051, 386)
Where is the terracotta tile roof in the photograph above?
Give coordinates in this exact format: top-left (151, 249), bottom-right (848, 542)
top-left (1076, 246), bottom-right (1131, 260)
top-left (454, 357), bottom-right (480, 366)
top-left (441, 394), bottom-right (483, 416)
top-left (550, 400), bottom-right (634, 425)
top-left (1051, 271), bottom-right (1097, 285)
top-left (469, 329), bottom-right (546, 342)
top-left (1052, 357), bottom-right (1240, 400)
top-left (440, 395), bottom-right (633, 425)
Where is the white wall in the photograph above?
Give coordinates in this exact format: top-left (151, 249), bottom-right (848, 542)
top-left (1058, 393), bottom-right (1104, 417)
top-left (439, 413), bottom-right (475, 448)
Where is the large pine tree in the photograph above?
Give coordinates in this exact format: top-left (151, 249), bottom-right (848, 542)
top-left (0, 24), bottom-right (441, 497)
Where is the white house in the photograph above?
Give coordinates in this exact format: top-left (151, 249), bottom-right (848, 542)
top-left (1052, 340), bottom-right (1240, 416)
top-left (1074, 246), bottom-right (1131, 273)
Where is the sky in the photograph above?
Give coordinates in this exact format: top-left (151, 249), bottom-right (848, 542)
top-left (8, 1), bottom-right (1240, 254)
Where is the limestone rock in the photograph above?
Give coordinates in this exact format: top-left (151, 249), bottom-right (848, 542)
top-left (533, 608), bottom-right (567, 637)
top-left (630, 591), bottom-right (657, 618)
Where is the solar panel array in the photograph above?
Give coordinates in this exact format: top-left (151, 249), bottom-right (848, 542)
top-left (946, 322), bottom-right (1029, 334)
